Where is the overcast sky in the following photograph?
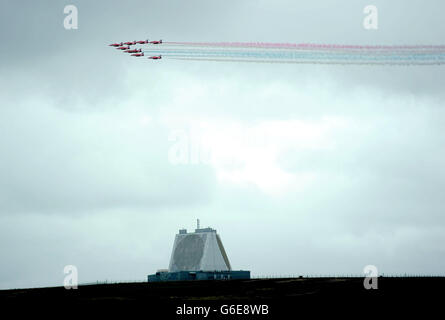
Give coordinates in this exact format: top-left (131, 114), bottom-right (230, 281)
top-left (1, 0), bottom-right (445, 289)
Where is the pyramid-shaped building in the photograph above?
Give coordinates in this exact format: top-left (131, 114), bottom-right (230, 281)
top-left (148, 223), bottom-right (250, 281)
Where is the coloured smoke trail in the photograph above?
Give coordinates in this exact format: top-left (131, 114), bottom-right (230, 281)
top-left (110, 40), bottom-right (445, 65)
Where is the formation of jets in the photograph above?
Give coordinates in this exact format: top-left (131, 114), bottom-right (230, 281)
top-left (109, 39), bottom-right (163, 60)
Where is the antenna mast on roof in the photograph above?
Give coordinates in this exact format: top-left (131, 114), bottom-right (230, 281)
top-left (197, 219), bottom-right (200, 230)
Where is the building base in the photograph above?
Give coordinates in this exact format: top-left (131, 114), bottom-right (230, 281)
top-left (147, 270), bottom-right (250, 282)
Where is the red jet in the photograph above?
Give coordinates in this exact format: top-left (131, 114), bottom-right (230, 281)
top-left (109, 42), bottom-right (123, 47)
top-left (131, 52), bottom-right (144, 57)
top-left (148, 55), bottom-right (162, 60)
top-left (136, 40), bottom-right (149, 44)
top-left (125, 48), bottom-right (142, 53)
top-left (117, 46), bottom-right (130, 50)
top-left (124, 41), bottom-right (137, 45)
top-left (149, 40), bottom-right (162, 44)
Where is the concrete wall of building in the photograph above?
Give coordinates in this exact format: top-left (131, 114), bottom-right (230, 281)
top-left (168, 229), bottom-right (231, 272)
